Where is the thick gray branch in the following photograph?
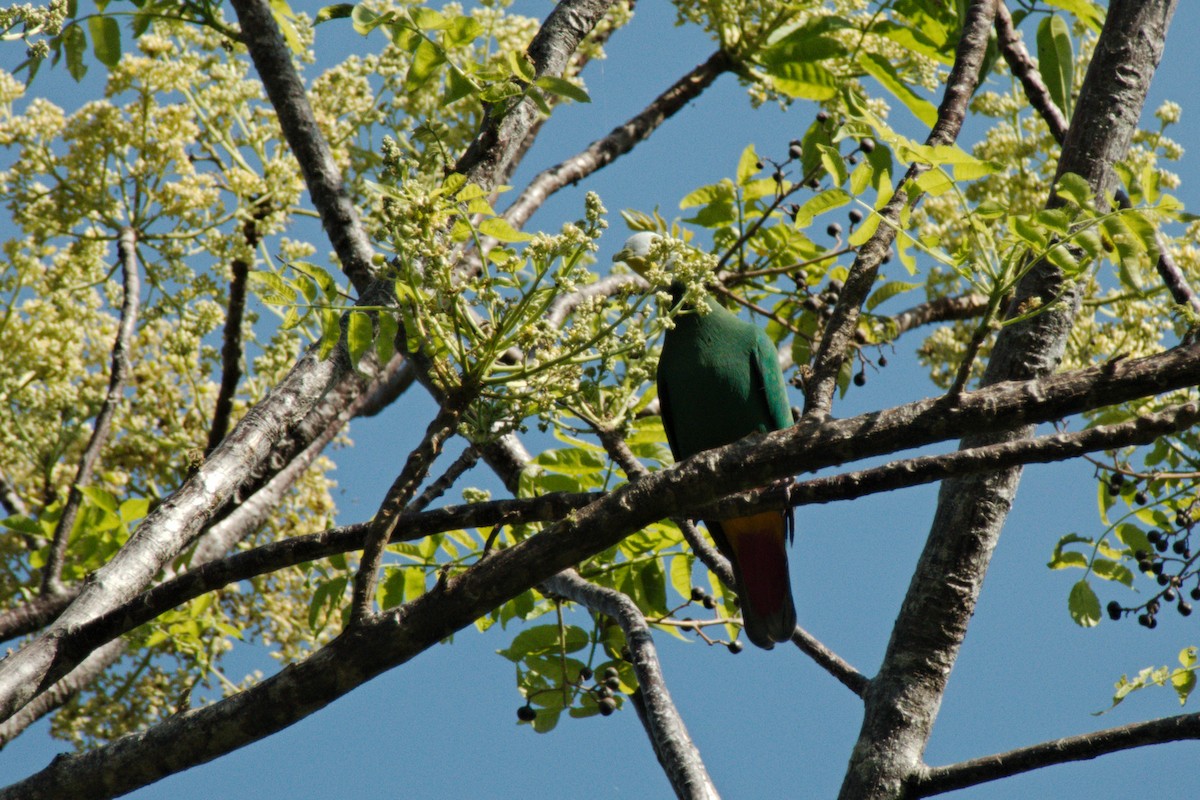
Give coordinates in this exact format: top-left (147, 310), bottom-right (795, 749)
top-left (228, 0), bottom-right (375, 291)
top-left (455, 0), bottom-right (618, 191)
top-left (838, 4), bottom-right (1179, 798)
top-left (542, 571), bottom-right (718, 800)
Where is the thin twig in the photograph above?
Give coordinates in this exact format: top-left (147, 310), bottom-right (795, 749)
top-left (41, 228), bottom-right (140, 596)
top-left (410, 446), bottom-right (480, 513)
top-left (206, 212), bottom-right (261, 455)
top-left (789, 626), bottom-right (869, 696)
top-left (350, 399), bottom-right (465, 623)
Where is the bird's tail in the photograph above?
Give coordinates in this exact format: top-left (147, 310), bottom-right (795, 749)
top-left (708, 513), bottom-right (797, 650)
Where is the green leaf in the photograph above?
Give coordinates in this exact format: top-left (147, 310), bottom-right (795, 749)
top-left (763, 61), bottom-right (838, 101)
top-left (315, 3), bottom-right (353, 24)
top-left (269, 0), bottom-right (304, 52)
top-left (1055, 172), bottom-right (1093, 207)
top-left (376, 312), bottom-right (398, 362)
top-left (535, 75), bottom-right (589, 104)
top-left (1012, 215), bottom-right (1048, 249)
top-left (736, 145), bottom-right (760, 186)
top-left (865, 280), bottom-right (920, 312)
top-left (406, 38), bottom-right (444, 89)
top-left (858, 52), bottom-right (938, 128)
top-left (249, 270), bottom-right (297, 305)
top-left (871, 21), bottom-right (953, 65)
top-left (80, 486), bottom-right (119, 514)
top-left (680, 180), bottom-right (735, 209)
top-left (351, 4), bottom-right (383, 34)
top-left (849, 160), bottom-right (874, 196)
top-left (848, 214), bottom-right (883, 251)
top-left (409, 6), bottom-right (449, 30)
top-left (63, 24), bottom-right (87, 81)
top-left (478, 216), bottom-right (532, 243)
top-left (497, 624), bottom-right (589, 661)
top-left (792, 188), bottom-right (850, 227)
top-left (913, 167), bottom-right (954, 196)
top-left (318, 307), bottom-right (341, 359)
top-left (87, 15), bottom-right (120, 68)
top-left (1037, 15), bottom-right (1073, 120)
top-left (817, 144), bottom-right (848, 187)
top-left (1172, 667), bottom-right (1196, 706)
top-left (1091, 558), bottom-right (1134, 587)
top-left (1044, 0), bottom-right (1105, 33)
top-left (119, 497), bottom-right (150, 524)
top-left (670, 552), bottom-right (694, 600)
top-left (1068, 579), bottom-right (1101, 627)
top-left (347, 310), bottom-right (373, 367)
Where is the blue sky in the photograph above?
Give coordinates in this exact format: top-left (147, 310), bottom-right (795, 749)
top-left (3, 1), bottom-right (1200, 798)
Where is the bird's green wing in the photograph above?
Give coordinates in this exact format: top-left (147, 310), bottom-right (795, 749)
top-left (657, 378), bottom-right (682, 462)
top-left (750, 328), bottom-right (795, 431)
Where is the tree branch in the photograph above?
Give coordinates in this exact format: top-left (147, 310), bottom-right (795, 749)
top-left (228, 0), bottom-right (375, 292)
top-left (789, 627), bottom-right (869, 697)
top-left (0, 641), bottom-right (125, 749)
top-left (502, 49), bottom-right (732, 231)
top-left (995, 0), bottom-right (1200, 314)
top-left (804, 0), bottom-right (996, 416)
top-left (41, 228), bottom-right (140, 596)
top-left (455, 0), bottom-right (620, 192)
top-left (7, 338), bottom-right (1200, 796)
top-left (350, 401), bottom-right (463, 623)
top-left (910, 711), bottom-right (1200, 796)
top-left (838, 3), bottom-right (1179, 797)
top-left (542, 571), bottom-right (719, 800)
top-left (205, 214), bottom-right (258, 456)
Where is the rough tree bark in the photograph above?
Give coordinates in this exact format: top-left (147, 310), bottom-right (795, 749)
top-left (837, 2), bottom-right (1180, 798)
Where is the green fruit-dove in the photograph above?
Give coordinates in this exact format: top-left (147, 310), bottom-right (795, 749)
top-left (614, 232), bottom-right (797, 649)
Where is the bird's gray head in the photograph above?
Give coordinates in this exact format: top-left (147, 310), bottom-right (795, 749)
top-left (612, 232), bottom-right (662, 277)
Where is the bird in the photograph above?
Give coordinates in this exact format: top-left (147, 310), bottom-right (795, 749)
top-left (614, 232), bottom-right (797, 649)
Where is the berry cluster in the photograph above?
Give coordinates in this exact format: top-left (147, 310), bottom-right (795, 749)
top-left (516, 664), bottom-right (626, 724)
top-left (1103, 476), bottom-right (1199, 628)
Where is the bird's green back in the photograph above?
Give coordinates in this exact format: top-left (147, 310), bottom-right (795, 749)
top-left (657, 302), bottom-right (793, 461)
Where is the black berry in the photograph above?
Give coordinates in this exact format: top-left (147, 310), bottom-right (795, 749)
top-left (1106, 601), bottom-right (1122, 621)
top-left (598, 697), bottom-right (616, 716)
top-left (517, 705), bottom-right (537, 722)
top-left (826, 222), bottom-right (842, 238)
top-left (849, 209), bottom-right (863, 224)
top-left (728, 640), bottom-right (744, 654)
